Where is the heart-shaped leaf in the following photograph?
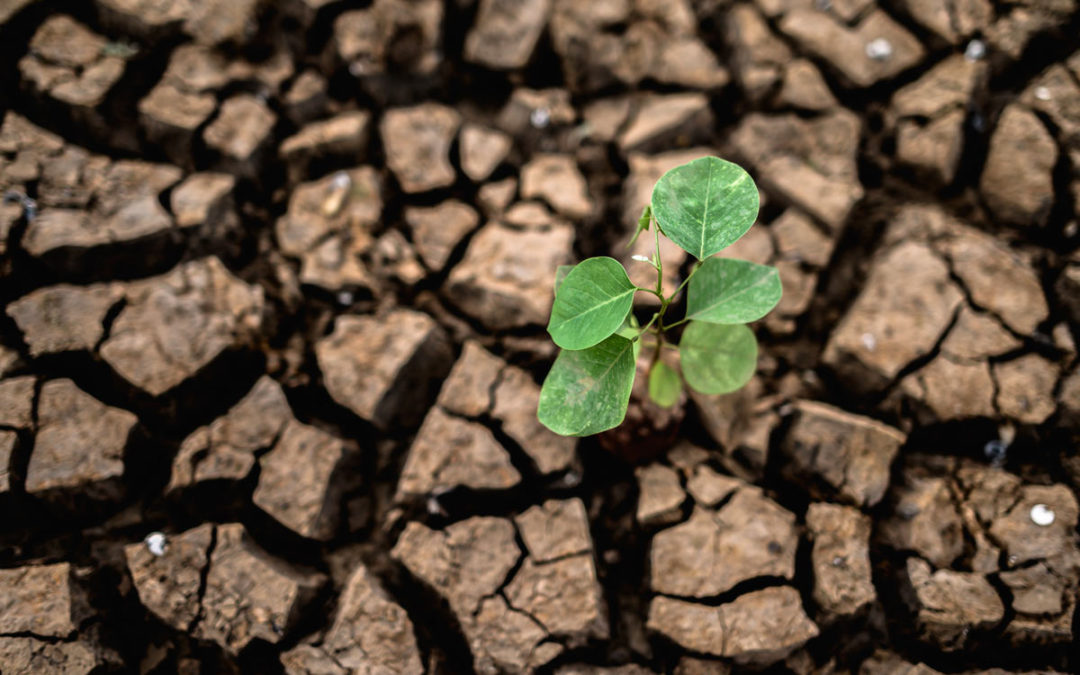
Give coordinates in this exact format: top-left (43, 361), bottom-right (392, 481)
top-left (679, 321), bottom-right (758, 395)
top-left (538, 334), bottom-right (636, 436)
top-left (687, 257), bottom-right (782, 324)
top-left (651, 156), bottom-right (759, 260)
top-left (548, 257), bottom-right (638, 350)
top-left (648, 360), bottom-right (681, 408)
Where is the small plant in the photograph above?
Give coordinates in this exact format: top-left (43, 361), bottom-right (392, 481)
top-left (537, 156), bottom-right (782, 437)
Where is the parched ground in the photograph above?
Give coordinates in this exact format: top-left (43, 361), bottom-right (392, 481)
top-left (1, 0), bottom-right (1079, 673)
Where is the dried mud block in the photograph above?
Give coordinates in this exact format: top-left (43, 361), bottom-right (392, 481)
top-left (686, 465), bottom-right (742, 508)
top-left (635, 464), bottom-right (686, 527)
top-left (497, 87), bottom-right (576, 135)
top-left (688, 379), bottom-right (775, 480)
top-left (0, 376), bottom-right (34, 429)
top-left (558, 666), bottom-right (656, 675)
top-left (405, 200), bottom-right (479, 272)
top-left (253, 420), bottom-right (350, 540)
top-left (980, 105), bottom-right (1057, 228)
top-left (170, 172), bottom-right (236, 231)
top-left (647, 587), bottom-right (818, 664)
top-left (276, 167), bottom-right (382, 292)
top-left (986, 3), bottom-right (1072, 61)
top-left (170, 376), bottom-right (291, 490)
top-left (772, 208), bottom-right (836, 268)
top-left (617, 94), bottom-right (713, 155)
top-left (940, 307), bottom-right (1021, 361)
top-left (460, 123), bottom-right (512, 182)
top-left (333, 0), bottom-right (443, 79)
top-left (23, 159), bottom-right (183, 258)
top-left (0, 431), bottom-right (14, 494)
top-left (776, 59), bottom-right (838, 111)
top-left (6, 283), bottom-right (124, 356)
top-left (993, 355), bottom-right (1059, 424)
top-left (730, 111), bottom-right (862, 231)
top-left (898, 0), bottom-right (991, 44)
top-left (521, 154), bottom-right (593, 219)
top-left (726, 4), bottom-right (793, 102)
top-left (822, 242), bottom-right (963, 392)
top-left (18, 16), bottom-right (130, 128)
top-left (504, 553), bottom-right (608, 643)
top-left (902, 557), bottom-right (1004, 650)
top-left (0, 0), bottom-right (34, 24)
top-left (1060, 367), bottom-right (1080, 428)
top-left (879, 474), bottom-right (963, 568)
top-left (1057, 259), bottom-right (1080, 326)
top-left (781, 400), bottom-right (905, 507)
top-left (1000, 556), bottom-right (1078, 644)
top-left (100, 257), bottom-right (265, 396)
top-left (892, 55), bottom-right (983, 120)
top-left (380, 103), bottom-right (461, 193)
top-left (316, 310), bottom-right (451, 430)
top-left (1021, 62), bottom-right (1080, 163)
top-left (464, 0), bottom-right (552, 70)
top-left (493, 365), bottom-right (576, 474)
top-left (899, 355), bottom-right (997, 422)
top-left (446, 220), bottom-right (574, 330)
top-left (96, 0), bottom-right (263, 45)
top-left (0, 636), bottom-right (106, 675)
top-left (195, 523), bottom-right (325, 653)
top-left (203, 95), bottom-right (277, 175)
top-left (650, 488), bottom-right (797, 597)
top-left (124, 523), bottom-right (214, 631)
top-left (778, 9), bottom-right (924, 88)
top-left (27, 379), bottom-right (136, 501)
top-left (279, 111), bottom-right (371, 182)
top-left (858, 650), bottom-right (943, 675)
top-left (988, 484), bottom-right (1079, 565)
top-left (436, 340), bottom-right (503, 417)
top-left (281, 564), bottom-right (423, 675)
top-left (396, 407), bottom-right (520, 499)
top-left (807, 503), bottom-right (875, 618)
top-left (515, 498), bottom-right (592, 562)
top-left (282, 69), bottom-right (328, 125)
top-left (0, 562), bottom-right (88, 638)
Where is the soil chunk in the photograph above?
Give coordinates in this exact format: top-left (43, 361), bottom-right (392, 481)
top-left (822, 241), bottom-right (963, 392)
top-left (279, 111), bottom-right (371, 182)
top-left (435, 340), bottom-right (503, 418)
top-left (781, 400), bottom-right (905, 507)
top-left (7, 283), bottom-right (124, 356)
top-left (465, 0), bottom-right (552, 70)
top-left (99, 257), bottom-right (265, 396)
top-left (993, 355), bottom-right (1060, 424)
top-left (777, 8), bottom-right (924, 88)
top-left (880, 472), bottom-right (964, 568)
top-left (396, 406), bottom-right (520, 499)
top-left (521, 154), bottom-right (594, 219)
top-left (650, 488), bottom-right (798, 597)
top-left (316, 309), bottom-right (451, 429)
top-left (275, 167), bottom-right (382, 293)
top-left (980, 104), bottom-right (1057, 228)
top-left (647, 587), bottom-right (818, 663)
top-left (0, 432), bottom-right (14, 494)
top-left (515, 498), bottom-right (592, 562)
top-left (333, 0), bottom-right (443, 81)
top-left (281, 564), bottom-right (423, 675)
top-left (730, 111), bottom-right (863, 231)
top-left (405, 200), bottom-right (480, 273)
top-left (635, 463), bottom-right (686, 527)
top-left (124, 523), bottom-right (214, 631)
top-left (446, 219), bottom-right (574, 329)
top-left (617, 94), bottom-right (713, 154)
top-left (807, 503), bottom-right (875, 617)
top-left (26, 379), bottom-right (137, 501)
top-left (0, 562), bottom-right (87, 637)
top-left (899, 355), bottom-right (997, 422)
top-left (253, 420), bottom-right (351, 540)
top-left (170, 376), bottom-right (291, 490)
top-left (493, 364), bottom-right (576, 474)
top-left (460, 123), bottom-right (512, 182)
top-left (902, 557), bottom-right (1004, 650)
top-left (988, 484), bottom-right (1079, 565)
top-left (203, 95), bottom-right (278, 174)
top-left (170, 172), bottom-right (236, 231)
top-left (380, 103), bottom-right (461, 193)
top-left (195, 523), bottom-right (325, 653)
top-left (0, 375), bottom-right (35, 429)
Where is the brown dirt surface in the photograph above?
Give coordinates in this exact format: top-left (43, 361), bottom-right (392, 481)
top-left (1, 1), bottom-right (1080, 673)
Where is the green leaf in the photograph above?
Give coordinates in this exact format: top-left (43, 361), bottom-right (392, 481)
top-left (679, 322), bottom-right (758, 395)
top-left (638, 204), bottom-right (652, 231)
top-left (651, 156), bottom-right (759, 260)
top-left (538, 335), bottom-right (637, 436)
top-left (548, 257), bottom-right (638, 350)
top-left (648, 360), bottom-right (681, 408)
top-left (686, 257), bottom-right (782, 324)
top-left (554, 265), bottom-right (574, 294)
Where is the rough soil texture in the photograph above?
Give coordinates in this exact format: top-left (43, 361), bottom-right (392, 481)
top-left (1, 1), bottom-right (1080, 674)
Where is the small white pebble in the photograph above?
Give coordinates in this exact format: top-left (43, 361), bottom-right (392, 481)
top-left (865, 38), bottom-right (893, 61)
top-left (1030, 503), bottom-right (1055, 526)
top-left (144, 532), bottom-right (168, 557)
top-left (336, 291), bottom-right (354, 305)
top-left (530, 107), bottom-right (550, 129)
top-left (861, 332), bottom-right (877, 351)
top-left (964, 40), bottom-right (986, 61)
top-left (330, 171), bottom-right (352, 189)
top-left (1034, 86), bottom-right (1052, 101)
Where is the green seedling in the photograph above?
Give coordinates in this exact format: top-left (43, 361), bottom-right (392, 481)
top-left (537, 156), bottom-right (782, 437)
